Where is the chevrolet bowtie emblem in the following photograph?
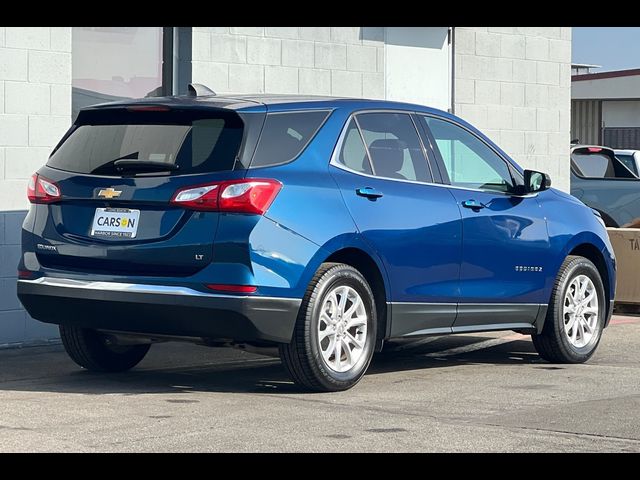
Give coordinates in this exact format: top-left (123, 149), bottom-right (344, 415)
top-left (98, 188), bottom-right (122, 199)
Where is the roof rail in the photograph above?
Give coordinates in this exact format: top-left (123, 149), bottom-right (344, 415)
top-left (187, 83), bottom-right (216, 97)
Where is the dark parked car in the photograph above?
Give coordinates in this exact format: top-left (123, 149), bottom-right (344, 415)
top-left (17, 86), bottom-right (616, 391)
top-left (571, 145), bottom-right (640, 227)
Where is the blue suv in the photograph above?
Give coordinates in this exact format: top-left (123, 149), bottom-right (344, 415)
top-left (17, 86), bottom-right (616, 391)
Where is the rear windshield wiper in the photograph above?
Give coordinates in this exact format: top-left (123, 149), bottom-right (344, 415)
top-left (114, 159), bottom-right (179, 172)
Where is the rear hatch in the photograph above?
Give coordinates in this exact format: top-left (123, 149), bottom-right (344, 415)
top-left (33, 105), bottom-right (264, 276)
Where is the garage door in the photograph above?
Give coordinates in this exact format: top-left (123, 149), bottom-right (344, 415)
top-left (384, 27), bottom-right (452, 112)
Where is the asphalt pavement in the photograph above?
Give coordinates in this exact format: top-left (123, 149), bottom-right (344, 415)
top-left (0, 315), bottom-right (638, 452)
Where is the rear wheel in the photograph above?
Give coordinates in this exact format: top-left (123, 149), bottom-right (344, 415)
top-left (60, 325), bottom-right (150, 372)
top-left (279, 263), bottom-right (377, 392)
top-left (532, 255), bottom-right (606, 363)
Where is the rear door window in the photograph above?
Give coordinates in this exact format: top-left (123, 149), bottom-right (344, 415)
top-left (48, 110), bottom-right (244, 175)
top-left (250, 110), bottom-right (331, 168)
top-left (355, 112), bottom-right (432, 182)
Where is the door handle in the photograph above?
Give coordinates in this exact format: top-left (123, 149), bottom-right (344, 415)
top-left (356, 187), bottom-right (383, 199)
top-left (462, 199), bottom-right (485, 210)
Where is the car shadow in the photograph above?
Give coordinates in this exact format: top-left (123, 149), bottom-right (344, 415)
top-left (0, 334), bottom-right (553, 396)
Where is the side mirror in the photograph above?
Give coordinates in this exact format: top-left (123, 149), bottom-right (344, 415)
top-left (524, 169), bottom-right (552, 193)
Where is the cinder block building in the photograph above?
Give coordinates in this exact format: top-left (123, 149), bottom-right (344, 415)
top-left (0, 26), bottom-right (572, 346)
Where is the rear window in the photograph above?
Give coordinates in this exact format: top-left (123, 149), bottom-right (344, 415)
top-left (571, 153), bottom-right (613, 178)
top-left (48, 110), bottom-right (244, 175)
top-left (250, 110), bottom-right (331, 168)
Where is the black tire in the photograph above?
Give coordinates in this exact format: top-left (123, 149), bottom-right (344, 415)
top-left (532, 255), bottom-right (606, 363)
top-left (279, 263), bottom-right (377, 392)
top-left (59, 325), bottom-right (150, 372)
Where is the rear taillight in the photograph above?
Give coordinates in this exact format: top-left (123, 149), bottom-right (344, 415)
top-left (171, 179), bottom-right (282, 215)
top-left (27, 173), bottom-right (61, 204)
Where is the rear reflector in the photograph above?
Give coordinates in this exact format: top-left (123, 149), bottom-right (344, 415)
top-left (18, 270), bottom-right (33, 279)
top-left (171, 179), bottom-right (282, 215)
top-left (27, 173), bottom-right (61, 204)
top-left (206, 284), bottom-right (257, 293)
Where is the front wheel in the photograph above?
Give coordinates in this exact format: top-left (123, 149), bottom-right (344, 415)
top-left (532, 255), bottom-right (606, 363)
top-left (60, 325), bottom-right (151, 372)
top-left (279, 263), bottom-right (377, 392)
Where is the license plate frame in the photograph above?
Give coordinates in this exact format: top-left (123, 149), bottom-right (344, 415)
top-left (90, 207), bottom-right (140, 239)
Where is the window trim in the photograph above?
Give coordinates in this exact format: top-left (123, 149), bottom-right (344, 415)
top-left (352, 115), bottom-right (377, 175)
top-left (247, 109), bottom-right (333, 170)
top-left (330, 109), bottom-right (536, 198)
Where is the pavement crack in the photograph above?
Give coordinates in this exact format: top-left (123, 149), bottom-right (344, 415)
top-left (475, 422), bottom-right (640, 444)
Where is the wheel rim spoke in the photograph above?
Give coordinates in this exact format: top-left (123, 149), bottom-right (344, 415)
top-left (319, 327), bottom-right (333, 342)
top-left (322, 337), bottom-right (336, 363)
top-left (337, 287), bottom-right (348, 314)
top-left (334, 339), bottom-right (342, 370)
top-left (317, 284), bottom-right (368, 373)
top-left (341, 339), bottom-right (353, 365)
top-left (346, 314), bottom-right (367, 329)
top-left (345, 331), bottom-right (365, 350)
top-left (343, 295), bottom-right (362, 320)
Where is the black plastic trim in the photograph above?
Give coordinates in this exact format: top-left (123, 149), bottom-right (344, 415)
top-left (388, 302), bottom-right (544, 338)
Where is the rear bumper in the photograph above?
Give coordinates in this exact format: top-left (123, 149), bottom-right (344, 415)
top-left (17, 278), bottom-right (301, 344)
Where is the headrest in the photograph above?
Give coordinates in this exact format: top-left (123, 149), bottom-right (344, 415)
top-left (369, 139), bottom-right (405, 177)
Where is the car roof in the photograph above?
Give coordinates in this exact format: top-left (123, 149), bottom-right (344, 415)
top-left (82, 92), bottom-right (452, 117)
top-left (614, 149), bottom-right (640, 154)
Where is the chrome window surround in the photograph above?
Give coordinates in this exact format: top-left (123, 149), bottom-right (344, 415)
top-left (329, 109), bottom-right (534, 198)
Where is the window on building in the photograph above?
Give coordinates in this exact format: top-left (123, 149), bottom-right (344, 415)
top-left (423, 116), bottom-right (514, 193)
top-left (72, 27), bottom-right (190, 121)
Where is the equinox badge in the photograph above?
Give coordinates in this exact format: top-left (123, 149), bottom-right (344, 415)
top-left (98, 188), bottom-right (122, 199)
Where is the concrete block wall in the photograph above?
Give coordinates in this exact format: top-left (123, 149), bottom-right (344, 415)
top-left (454, 27), bottom-right (572, 191)
top-left (0, 27), bottom-right (72, 346)
top-left (191, 27), bottom-right (385, 98)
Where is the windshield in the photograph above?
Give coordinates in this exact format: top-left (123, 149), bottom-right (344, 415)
top-left (47, 111), bottom-right (244, 176)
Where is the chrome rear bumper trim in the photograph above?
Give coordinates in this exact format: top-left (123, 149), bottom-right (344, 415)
top-left (18, 277), bottom-right (292, 301)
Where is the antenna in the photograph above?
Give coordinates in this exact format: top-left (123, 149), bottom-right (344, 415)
top-left (187, 83), bottom-right (216, 97)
